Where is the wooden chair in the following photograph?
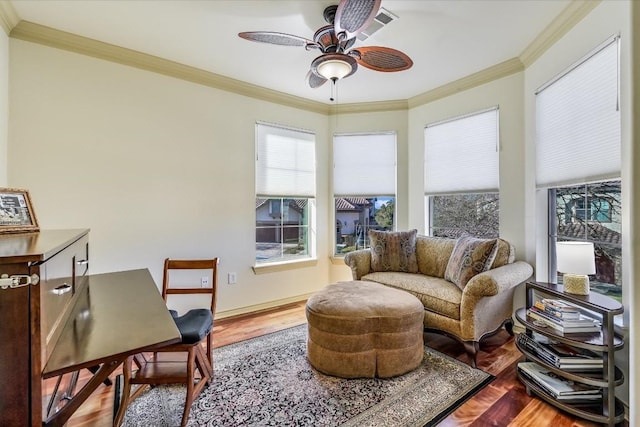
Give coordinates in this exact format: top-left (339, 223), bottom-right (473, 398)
top-left (114, 258), bottom-right (219, 427)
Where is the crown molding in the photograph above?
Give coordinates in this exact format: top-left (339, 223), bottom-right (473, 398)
top-left (10, 20), bottom-right (331, 115)
top-left (519, 0), bottom-right (601, 67)
top-left (408, 57), bottom-right (525, 108)
top-left (0, 1), bottom-right (19, 35)
top-left (330, 99), bottom-right (408, 115)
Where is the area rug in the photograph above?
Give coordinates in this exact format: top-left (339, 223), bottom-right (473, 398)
top-left (119, 324), bottom-right (492, 426)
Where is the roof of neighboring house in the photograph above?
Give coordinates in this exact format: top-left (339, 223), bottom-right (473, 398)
top-left (335, 197), bottom-right (372, 211)
top-left (255, 198), bottom-right (306, 213)
top-left (557, 222), bottom-right (621, 245)
top-left (290, 199), bottom-right (307, 211)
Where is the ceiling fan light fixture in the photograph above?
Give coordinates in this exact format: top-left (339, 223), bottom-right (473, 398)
top-left (312, 53), bottom-right (357, 81)
top-left (318, 59), bottom-right (352, 80)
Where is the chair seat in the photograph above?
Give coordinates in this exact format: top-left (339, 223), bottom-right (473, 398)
top-left (171, 309), bottom-right (214, 344)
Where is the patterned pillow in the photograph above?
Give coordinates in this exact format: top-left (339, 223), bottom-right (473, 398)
top-left (369, 229), bottom-right (419, 273)
top-left (491, 238), bottom-right (516, 269)
top-left (444, 236), bottom-right (499, 290)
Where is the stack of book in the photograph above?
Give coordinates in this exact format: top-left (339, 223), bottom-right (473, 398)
top-left (527, 298), bottom-right (601, 333)
top-left (516, 333), bottom-right (603, 371)
top-left (518, 362), bottom-right (602, 403)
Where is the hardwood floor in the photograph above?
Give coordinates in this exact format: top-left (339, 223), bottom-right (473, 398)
top-left (58, 301), bottom-right (626, 427)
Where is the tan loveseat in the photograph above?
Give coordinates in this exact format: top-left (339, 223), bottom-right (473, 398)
top-left (343, 232), bottom-right (533, 367)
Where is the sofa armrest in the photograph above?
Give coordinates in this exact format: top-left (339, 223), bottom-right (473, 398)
top-left (463, 261), bottom-right (534, 299)
top-left (343, 249), bottom-right (372, 280)
top-left (458, 261), bottom-right (533, 340)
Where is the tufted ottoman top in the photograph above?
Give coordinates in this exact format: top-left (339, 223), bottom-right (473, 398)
top-left (307, 280), bottom-right (423, 317)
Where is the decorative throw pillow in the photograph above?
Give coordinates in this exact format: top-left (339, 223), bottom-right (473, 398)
top-left (369, 229), bottom-right (419, 273)
top-left (444, 236), bottom-right (499, 290)
top-left (491, 238), bottom-right (516, 269)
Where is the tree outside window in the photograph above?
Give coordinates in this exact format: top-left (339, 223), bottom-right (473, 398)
top-left (429, 193), bottom-right (499, 239)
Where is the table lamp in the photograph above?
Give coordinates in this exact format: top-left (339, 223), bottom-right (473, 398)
top-left (556, 241), bottom-right (596, 295)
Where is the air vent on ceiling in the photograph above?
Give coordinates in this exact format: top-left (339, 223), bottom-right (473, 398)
top-left (356, 7), bottom-right (398, 41)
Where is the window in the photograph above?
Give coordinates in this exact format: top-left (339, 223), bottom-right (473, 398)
top-left (255, 123), bottom-right (315, 264)
top-left (536, 36), bottom-right (621, 301)
top-left (549, 181), bottom-right (621, 302)
top-left (424, 107), bottom-right (499, 238)
top-left (333, 133), bottom-right (396, 255)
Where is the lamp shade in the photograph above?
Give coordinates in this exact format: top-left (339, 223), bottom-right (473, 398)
top-left (556, 241), bottom-right (596, 275)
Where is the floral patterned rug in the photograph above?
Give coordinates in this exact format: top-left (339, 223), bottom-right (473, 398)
top-left (119, 324), bottom-right (492, 427)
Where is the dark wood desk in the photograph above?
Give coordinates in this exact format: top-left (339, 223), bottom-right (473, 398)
top-left (0, 229), bottom-right (180, 427)
top-left (43, 269), bottom-right (181, 427)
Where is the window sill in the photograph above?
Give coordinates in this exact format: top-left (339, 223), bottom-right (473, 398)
top-left (252, 258), bottom-right (318, 274)
top-left (330, 257), bottom-right (346, 265)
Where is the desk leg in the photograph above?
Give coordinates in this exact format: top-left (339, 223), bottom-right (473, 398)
top-left (43, 360), bottom-right (121, 427)
top-left (113, 356), bottom-right (135, 427)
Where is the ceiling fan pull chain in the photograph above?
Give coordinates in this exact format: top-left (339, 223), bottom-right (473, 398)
top-left (330, 78), bottom-right (336, 102)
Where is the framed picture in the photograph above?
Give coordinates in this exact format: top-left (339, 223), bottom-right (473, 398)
top-left (0, 187), bottom-right (39, 234)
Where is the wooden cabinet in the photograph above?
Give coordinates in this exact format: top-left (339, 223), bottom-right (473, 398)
top-left (514, 281), bottom-right (624, 426)
top-left (0, 229), bottom-right (89, 427)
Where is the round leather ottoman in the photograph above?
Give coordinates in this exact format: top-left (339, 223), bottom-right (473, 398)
top-left (305, 280), bottom-right (424, 378)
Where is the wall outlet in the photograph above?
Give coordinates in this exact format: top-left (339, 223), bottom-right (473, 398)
top-left (201, 276), bottom-right (210, 287)
top-left (228, 272), bottom-right (237, 284)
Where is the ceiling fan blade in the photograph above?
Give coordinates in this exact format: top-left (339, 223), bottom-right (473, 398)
top-left (238, 31), bottom-right (315, 48)
top-left (334, 0), bottom-right (381, 41)
top-left (351, 46), bottom-right (413, 72)
top-left (306, 70), bottom-right (328, 88)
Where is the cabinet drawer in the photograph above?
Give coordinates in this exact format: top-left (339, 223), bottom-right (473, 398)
top-left (37, 234), bottom-right (89, 363)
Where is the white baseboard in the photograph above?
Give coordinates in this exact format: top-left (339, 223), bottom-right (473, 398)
top-left (216, 293), bottom-right (314, 320)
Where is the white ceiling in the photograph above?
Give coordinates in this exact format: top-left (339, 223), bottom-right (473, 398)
top-left (9, 0), bottom-right (571, 104)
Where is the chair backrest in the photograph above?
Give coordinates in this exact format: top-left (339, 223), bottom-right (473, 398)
top-left (162, 258), bottom-right (219, 314)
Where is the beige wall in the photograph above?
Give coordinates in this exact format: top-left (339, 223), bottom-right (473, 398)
top-left (0, 27), bottom-right (7, 185)
top-left (630, 2), bottom-right (639, 422)
top-left (8, 39), bottom-right (333, 316)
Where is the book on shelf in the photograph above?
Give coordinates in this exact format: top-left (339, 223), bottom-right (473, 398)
top-left (534, 299), bottom-right (582, 320)
top-left (517, 362), bottom-right (602, 399)
top-left (516, 334), bottom-right (603, 371)
top-left (539, 298), bottom-right (580, 312)
top-left (526, 308), bottom-right (601, 333)
top-left (529, 305), bottom-right (600, 326)
top-left (519, 369), bottom-right (602, 403)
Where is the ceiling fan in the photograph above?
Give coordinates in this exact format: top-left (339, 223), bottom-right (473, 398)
top-left (238, 0), bottom-right (413, 90)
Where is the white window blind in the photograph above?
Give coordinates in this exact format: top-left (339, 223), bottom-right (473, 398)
top-left (536, 36), bottom-right (620, 188)
top-left (424, 107), bottom-right (499, 195)
top-left (256, 123), bottom-right (316, 197)
top-left (333, 133), bottom-right (396, 197)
